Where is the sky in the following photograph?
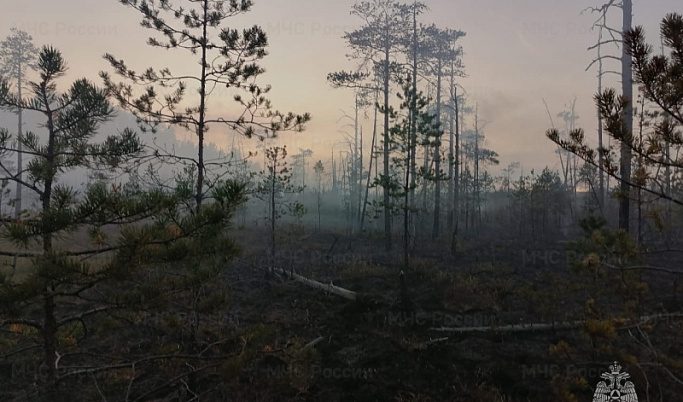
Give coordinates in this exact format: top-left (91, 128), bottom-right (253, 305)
top-left (0, 0), bottom-right (681, 177)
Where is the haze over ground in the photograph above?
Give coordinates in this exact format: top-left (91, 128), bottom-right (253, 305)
top-left (0, 0), bottom-right (679, 176)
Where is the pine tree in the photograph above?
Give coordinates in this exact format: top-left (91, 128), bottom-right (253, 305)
top-left (0, 45), bottom-right (144, 401)
top-left (254, 145), bottom-right (303, 268)
top-left (0, 28), bottom-right (39, 219)
top-left (547, 12), bottom-right (683, 207)
top-left (101, 0), bottom-right (310, 213)
top-left (344, 0), bottom-right (426, 250)
top-left (418, 25), bottom-right (464, 239)
top-left (313, 160), bottom-right (325, 231)
top-left (0, 46), bottom-right (245, 402)
top-left (381, 75), bottom-right (440, 271)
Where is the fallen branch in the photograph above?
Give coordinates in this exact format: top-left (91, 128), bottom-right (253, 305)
top-left (601, 262), bottom-right (683, 275)
top-left (416, 337), bottom-right (449, 349)
top-left (272, 267), bottom-right (357, 301)
top-left (433, 320), bottom-right (580, 334)
top-left (431, 312), bottom-right (683, 333)
top-left (303, 336), bottom-right (325, 350)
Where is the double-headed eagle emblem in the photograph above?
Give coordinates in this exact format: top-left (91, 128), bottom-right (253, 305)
top-left (592, 361), bottom-right (638, 402)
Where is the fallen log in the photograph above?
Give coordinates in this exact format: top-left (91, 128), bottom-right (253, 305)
top-left (431, 312), bottom-right (683, 333)
top-left (417, 337), bottom-right (449, 349)
top-left (303, 336), bottom-right (326, 350)
top-left (272, 267), bottom-right (357, 301)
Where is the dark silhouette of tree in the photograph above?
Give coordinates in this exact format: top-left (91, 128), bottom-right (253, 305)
top-left (344, 0), bottom-right (426, 250)
top-left (0, 46), bottom-right (246, 402)
top-left (313, 160), bottom-right (325, 231)
top-left (291, 148), bottom-right (313, 192)
top-left (620, 0), bottom-right (634, 233)
top-left (583, 0), bottom-right (634, 231)
top-left (383, 75), bottom-right (440, 271)
top-left (547, 12), bottom-right (683, 207)
top-left (101, 0), bottom-right (310, 213)
top-left (419, 25), bottom-right (464, 239)
top-left (583, 3), bottom-right (623, 210)
top-left (254, 145), bottom-right (302, 268)
top-left (328, 72), bottom-right (362, 227)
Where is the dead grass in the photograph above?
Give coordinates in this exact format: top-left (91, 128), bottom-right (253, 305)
top-left (338, 261), bottom-right (390, 281)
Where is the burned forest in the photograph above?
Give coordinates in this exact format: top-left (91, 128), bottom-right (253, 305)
top-left (0, 0), bottom-right (682, 401)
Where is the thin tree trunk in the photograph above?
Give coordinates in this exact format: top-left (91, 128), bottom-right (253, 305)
top-left (331, 150), bottom-right (336, 193)
top-left (660, 36), bottom-right (671, 200)
top-left (301, 150), bottom-right (306, 193)
top-left (597, 59), bottom-right (605, 209)
top-left (374, 134), bottom-right (379, 230)
top-left (619, 0), bottom-right (633, 233)
top-left (358, 126), bottom-right (363, 228)
top-left (637, 99), bottom-right (644, 244)
top-left (15, 65), bottom-right (22, 218)
top-left (432, 58), bottom-right (443, 239)
top-left (41, 88), bottom-right (57, 402)
top-left (404, 125), bottom-right (411, 272)
top-left (422, 145), bottom-right (429, 228)
top-left (360, 98), bottom-right (378, 232)
top-left (383, 26), bottom-right (392, 251)
top-left (352, 94), bottom-right (359, 227)
top-left (474, 105), bottom-right (480, 230)
top-left (404, 5), bottom-right (419, 269)
top-left (195, 0), bottom-right (209, 213)
top-left (271, 158), bottom-right (276, 267)
top-left (447, 73), bottom-right (455, 231)
top-left (450, 87), bottom-right (460, 255)
top-left (409, 6), bottom-right (418, 230)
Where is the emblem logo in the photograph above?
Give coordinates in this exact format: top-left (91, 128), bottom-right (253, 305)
top-left (592, 361), bottom-right (638, 402)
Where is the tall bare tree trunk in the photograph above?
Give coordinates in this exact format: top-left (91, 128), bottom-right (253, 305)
top-left (403, 4), bottom-right (419, 269)
top-left (637, 99), bottom-right (644, 244)
top-left (404, 114), bottom-right (412, 271)
top-left (422, 144), bottom-right (429, 231)
top-left (473, 105), bottom-right (480, 230)
top-left (15, 65), bottom-right (22, 218)
top-left (661, 37), bottom-right (671, 199)
top-left (358, 126), bottom-right (363, 227)
top-left (597, 51), bottom-right (605, 210)
top-left (374, 133), bottom-right (379, 228)
top-left (270, 155), bottom-right (276, 267)
top-left (331, 149), bottom-right (336, 193)
top-left (360, 93), bottom-right (378, 232)
top-left (408, 8), bottom-right (418, 244)
top-left (619, 0), bottom-right (633, 233)
top-left (447, 81), bottom-right (455, 230)
top-left (450, 86), bottom-right (460, 255)
top-left (352, 93), bottom-right (359, 230)
top-left (432, 59), bottom-right (443, 239)
top-left (195, 0), bottom-right (209, 213)
top-left (41, 95), bottom-right (57, 402)
top-left (383, 23), bottom-right (392, 251)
